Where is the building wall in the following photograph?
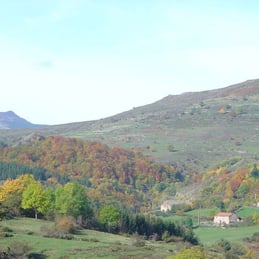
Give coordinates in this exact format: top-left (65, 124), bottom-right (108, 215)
top-left (214, 213), bottom-right (238, 225)
top-left (229, 214), bottom-right (238, 222)
top-left (160, 203), bottom-right (171, 212)
top-left (214, 216), bottom-right (230, 225)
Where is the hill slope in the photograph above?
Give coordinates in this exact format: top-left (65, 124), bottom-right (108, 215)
top-left (0, 135), bottom-right (181, 211)
top-left (0, 79), bottom-right (258, 173)
top-left (0, 111), bottom-right (43, 129)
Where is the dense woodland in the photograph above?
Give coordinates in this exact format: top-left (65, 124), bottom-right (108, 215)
top-left (199, 161), bottom-right (259, 211)
top-left (0, 135), bottom-right (186, 212)
top-left (0, 135), bottom-right (258, 213)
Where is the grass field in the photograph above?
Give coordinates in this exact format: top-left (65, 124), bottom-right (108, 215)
top-left (185, 208), bottom-right (219, 218)
top-left (236, 206), bottom-right (259, 218)
top-left (0, 213), bottom-right (259, 258)
top-left (194, 225), bottom-right (259, 245)
top-left (162, 208), bottom-right (219, 226)
top-left (161, 207), bottom-right (259, 247)
top-left (0, 218), bottom-right (175, 258)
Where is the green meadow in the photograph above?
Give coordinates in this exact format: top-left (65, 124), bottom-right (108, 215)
top-left (194, 225), bottom-right (259, 245)
top-left (0, 218), bottom-right (174, 259)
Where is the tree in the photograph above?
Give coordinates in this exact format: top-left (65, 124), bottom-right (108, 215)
top-left (99, 205), bottom-right (120, 232)
top-left (0, 174), bottom-right (35, 217)
top-left (22, 181), bottom-right (50, 219)
top-left (0, 174), bottom-right (34, 202)
top-left (55, 182), bottom-right (92, 219)
top-left (216, 200), bottom-right (225, 212)
top-left (251, 164), bottom-right (259, 179)
top-left (237, 183), bottom-right (249, 198)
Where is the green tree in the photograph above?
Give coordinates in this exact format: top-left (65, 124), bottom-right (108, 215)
top-left (43, 187), bottom-right (56, 220)
top-left (251, 164), bottom-right (259, 179)
top-left (237, 183), bottom-right (249, 198)
top-left (0, 192), bottom-right (22, 217)
top-left (21, 181), bottom-right (50, 219)
top-left (99, 205), bottom-right (120, 232)
top-left (55, 182), bottom-right (92, 219)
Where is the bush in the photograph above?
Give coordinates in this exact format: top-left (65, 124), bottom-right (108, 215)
top-left (41, 216), bottom-right (76, 239)
top-left (169, 246), bottom-right (207, 259)
top-left (250, 232), bottom-right (259, 242)
top-left (161, 230), bottom-right (170, 242)
top-left (89, 238), bottom-right (99, 242)
top-left (8, 241), bottom-right (31, 258)
top-left (0, 226), bottom-right (13, 233)
top-left (217, 238), bottom-right (231, 252)
top-left (0, 226), bottom-right (13, 238)
top-left (55, 216), bottom-right (75, 234)
top-left (28, 253), bottom-right (47, 259)
top-left (131, 233), bottom-right (145, 247)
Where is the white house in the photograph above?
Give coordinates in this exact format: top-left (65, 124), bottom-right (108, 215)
top-left (213, 212), bottom-right (238, 225)
top-left (160, 200), bottom-right (182, 212)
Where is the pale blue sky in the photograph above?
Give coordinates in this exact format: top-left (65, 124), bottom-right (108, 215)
top-left (1, 0), bottom-right (259, 125)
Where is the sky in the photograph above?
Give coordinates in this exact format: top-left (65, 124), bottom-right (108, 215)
top-left (1, 0), bottom-right (259, 125)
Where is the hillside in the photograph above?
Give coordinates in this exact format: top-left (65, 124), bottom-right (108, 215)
top-left (0, 135), bottom-right (182, 211)
top-left (0, 79), bottom-right (258, 173)
top-left (0, 111), bottom-right (43, 129)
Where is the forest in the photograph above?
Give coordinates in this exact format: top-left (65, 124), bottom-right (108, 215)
top-left (0, 135), bottom-right (186, 212)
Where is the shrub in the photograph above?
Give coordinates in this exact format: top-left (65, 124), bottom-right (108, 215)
top-left (89, 238), bottom-right (99, 242)
top-left (0, 226), bottom-right (13, 233)
top-left (0, 226), bottom-right (13, 238)
top-left (41, 216), bottom-right (76, 239)
top-left (217, 238), bottom-right (231, 252)
top-left (8, 241), bottom-right (31, 258)
top-left (131, 233), bottom-right (145, 247)
top-left (28, 253), bottom-right (46, 259)
top-left (251, 232), bottom-right (259, 242)
top-left (55, 216), bottom-right (75, 234)
top-left (169, 246), bottom-right (207, 259)
top-left (161, 230), bottom-right (170, 242)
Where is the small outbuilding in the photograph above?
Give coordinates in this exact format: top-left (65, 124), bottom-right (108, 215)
top-left (213, 212), bottom-right (238, 225)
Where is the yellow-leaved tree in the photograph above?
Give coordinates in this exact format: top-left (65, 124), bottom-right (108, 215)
top-left (0, 174), bottom-right (35, 216)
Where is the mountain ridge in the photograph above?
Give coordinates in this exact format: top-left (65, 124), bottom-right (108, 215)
top-left (0, 110), bottom-right (44, 129)
top-left (0, 79), bottom-right (258, 173)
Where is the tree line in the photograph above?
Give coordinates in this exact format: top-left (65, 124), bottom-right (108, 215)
top-left (0, 174), bottom-right (198, 244)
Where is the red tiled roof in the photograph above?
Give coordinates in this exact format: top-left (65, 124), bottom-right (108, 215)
top-left (215, 212), bottom-right (233, 217)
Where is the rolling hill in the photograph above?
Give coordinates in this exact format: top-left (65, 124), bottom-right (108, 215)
top-left (0, 79), bottom-right (258, 173)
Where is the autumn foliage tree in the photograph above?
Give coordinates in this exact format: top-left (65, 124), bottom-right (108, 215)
top-left (0, 174), bottom-right (35, 217)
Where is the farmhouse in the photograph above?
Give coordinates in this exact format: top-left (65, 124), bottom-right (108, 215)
top-left (213, 212), bottom-right (238, 225)
top-left (160, 200), bottom-right (182, 212)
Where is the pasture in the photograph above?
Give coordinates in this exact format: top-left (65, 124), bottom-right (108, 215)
top-left (0, 218), bottom-right (174, 258)
top-left (194, 225), bottom-right (259, 245)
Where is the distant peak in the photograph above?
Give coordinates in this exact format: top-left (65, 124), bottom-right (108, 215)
top-left (0, 111), bottom-right (43, 129)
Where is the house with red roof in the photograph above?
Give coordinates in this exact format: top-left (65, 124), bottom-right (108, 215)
top-left (213, 212), bottom-right (238, 225)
